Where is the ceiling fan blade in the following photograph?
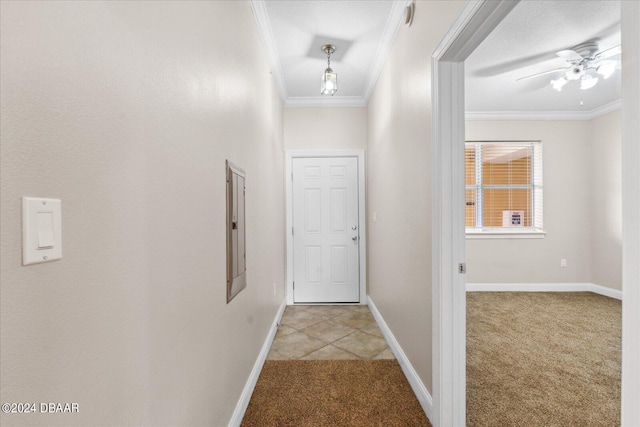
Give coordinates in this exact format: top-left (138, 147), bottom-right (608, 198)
top-left (598, 44), bottom-right (622, 59)
top-left (556, 49), bottom-right (583, 61)
top-left (472, 52), bottom-right (558, 77)
top-left (600, 60), bottom-right (623, 71)
top-left (516, 67), bottom-right (568, 82)
top-left (592, 58), bottom-right (622, 67)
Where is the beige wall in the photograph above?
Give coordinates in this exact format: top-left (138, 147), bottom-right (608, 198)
top-left (0, 2), bottom-right (284, 426)
top-left (367, 1), bottom-right (465, 394)
top-left (284, 107), bottom-right (367, 150)
top-left (466, 114), bottom-right (622, 289)
top-left (590, 111), bottom-right (622, 290)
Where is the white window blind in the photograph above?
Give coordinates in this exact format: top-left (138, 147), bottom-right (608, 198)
top-left (465, 141), bottom-right (543, 233)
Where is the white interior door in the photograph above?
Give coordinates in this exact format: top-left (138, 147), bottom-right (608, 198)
top-left (292, 157), bottom-right (360, 303)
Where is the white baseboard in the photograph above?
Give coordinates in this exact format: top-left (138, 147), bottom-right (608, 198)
top-left (368, 297), bottom-right (433, 422)
top-left (466, 282), bottom-right (622, 300)
top-left (228, 299), bottom-right (286, 427)
top-left (587, 283), bottom-right (623, 300)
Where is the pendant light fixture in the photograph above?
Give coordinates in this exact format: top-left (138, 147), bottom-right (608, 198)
top-left (321, 44), bottom-right (337, 96)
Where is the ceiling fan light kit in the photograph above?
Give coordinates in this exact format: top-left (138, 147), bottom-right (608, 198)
top-left (320, 44), bottom-right (337, 96)
top-left (518, 40), bottom-right (621, 92)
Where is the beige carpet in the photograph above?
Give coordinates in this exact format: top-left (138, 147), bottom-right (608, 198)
top-left (467, 292), bottom-right (621, 427)
top-left (241, 359), bottom-right (431, 427)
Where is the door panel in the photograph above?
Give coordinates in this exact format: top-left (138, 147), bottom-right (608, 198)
top-left (304, 189), bottom-right (321, 232)
top-left (330, 188), bottom-right (347, 232)
top-left (331, 246), bottom-right (347, 284)
top-left (292, 157), bottom-right (359, 303)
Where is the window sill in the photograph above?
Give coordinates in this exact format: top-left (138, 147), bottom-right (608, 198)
top-left (465, 228), bottom-right (546, 239)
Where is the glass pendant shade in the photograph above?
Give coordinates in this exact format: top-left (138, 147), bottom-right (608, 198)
top-left (321, 67), bottom-right (337, 96)
top-left (597, 61), bottom-right (616, 79)
top-left (320, 44), bottom-right (337, 96)
top-left (551, 77), bottom-right (568, 92)
top-left (580, 74), bottom-right (598, 90)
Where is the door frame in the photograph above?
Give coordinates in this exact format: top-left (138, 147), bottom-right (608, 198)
top-left (431, 2), bottom-right (518, 424)
top-left (431, 1), bottom-right (640, 426)
top-left (285, 150), bottom-right (367, 305)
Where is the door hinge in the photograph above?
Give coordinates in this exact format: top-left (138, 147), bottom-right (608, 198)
top-left (291, 172), bottom-right (293, 181)
top-left (292, 227), bottom-right (294, 236)
top-left (458, 263), bottom-right (466, 274)
top-left (293, 281), bottom-right (295, 289)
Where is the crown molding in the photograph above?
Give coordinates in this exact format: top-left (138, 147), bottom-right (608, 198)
top-left (361, 0), bottom-right (411, 103)
top-left (285, 96), bottom-right (367, 108)
top-left (466, 99), bottom-right (621, 121)
top-left (249, 0), bottom-right (287, 102)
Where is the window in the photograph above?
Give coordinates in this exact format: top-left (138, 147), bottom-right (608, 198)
top-left (465, 141), bottom-right (543, 236)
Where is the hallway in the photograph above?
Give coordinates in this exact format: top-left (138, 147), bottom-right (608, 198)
top-left (2, 2), bottom-right (639, 426)
top-left (244, 305), bottom-right (429, 426)
top-left (267, 305), bottom-right (395, 361)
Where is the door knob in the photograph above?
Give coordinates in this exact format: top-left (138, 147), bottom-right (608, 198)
top-left (352, 225), bottom-right (357, 230)
top-left (352, 236), bottom-right (358, 241)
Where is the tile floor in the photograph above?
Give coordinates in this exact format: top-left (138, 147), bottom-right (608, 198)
top-left (267, 305), bottom-right (395, 360)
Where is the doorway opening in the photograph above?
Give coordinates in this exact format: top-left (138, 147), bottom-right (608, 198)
top-left (431, 1), bottom-right (640, 426)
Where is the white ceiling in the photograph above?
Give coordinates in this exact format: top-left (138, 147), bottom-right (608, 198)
top-left (253, 0), bottom-right (621, 116)
top-left (251, 0), bottom-right (408, 107)
top-left (465, 0), bottom-right (621, 119)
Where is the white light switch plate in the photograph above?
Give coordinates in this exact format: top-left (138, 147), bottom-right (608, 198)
top-left (22, 197), bottom-right (62, 265)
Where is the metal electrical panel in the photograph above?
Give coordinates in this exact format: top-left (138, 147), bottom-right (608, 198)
top-left (226, 160), bottom-right (246, 303)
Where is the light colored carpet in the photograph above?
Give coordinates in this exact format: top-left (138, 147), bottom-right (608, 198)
top-left (241, 359), bottom-right (431, 427)
top-left (467, 292), bottom-right (621, 427)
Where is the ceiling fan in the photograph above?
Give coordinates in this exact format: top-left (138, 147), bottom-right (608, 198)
top-left (517, 41), bottom-right (621, 91)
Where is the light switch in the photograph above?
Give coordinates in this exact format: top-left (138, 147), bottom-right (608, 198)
top-left (37, 212), bottom-right (55, 249)
top-left (23, 197), bottom-right (62, 265)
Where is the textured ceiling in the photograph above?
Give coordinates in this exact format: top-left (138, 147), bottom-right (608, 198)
top-left (255, 0), bottom-right (621, 116)
top-left (252, 0), bottom-right (408, 106)
top-left (466, 0), bottom-right (621, 118)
